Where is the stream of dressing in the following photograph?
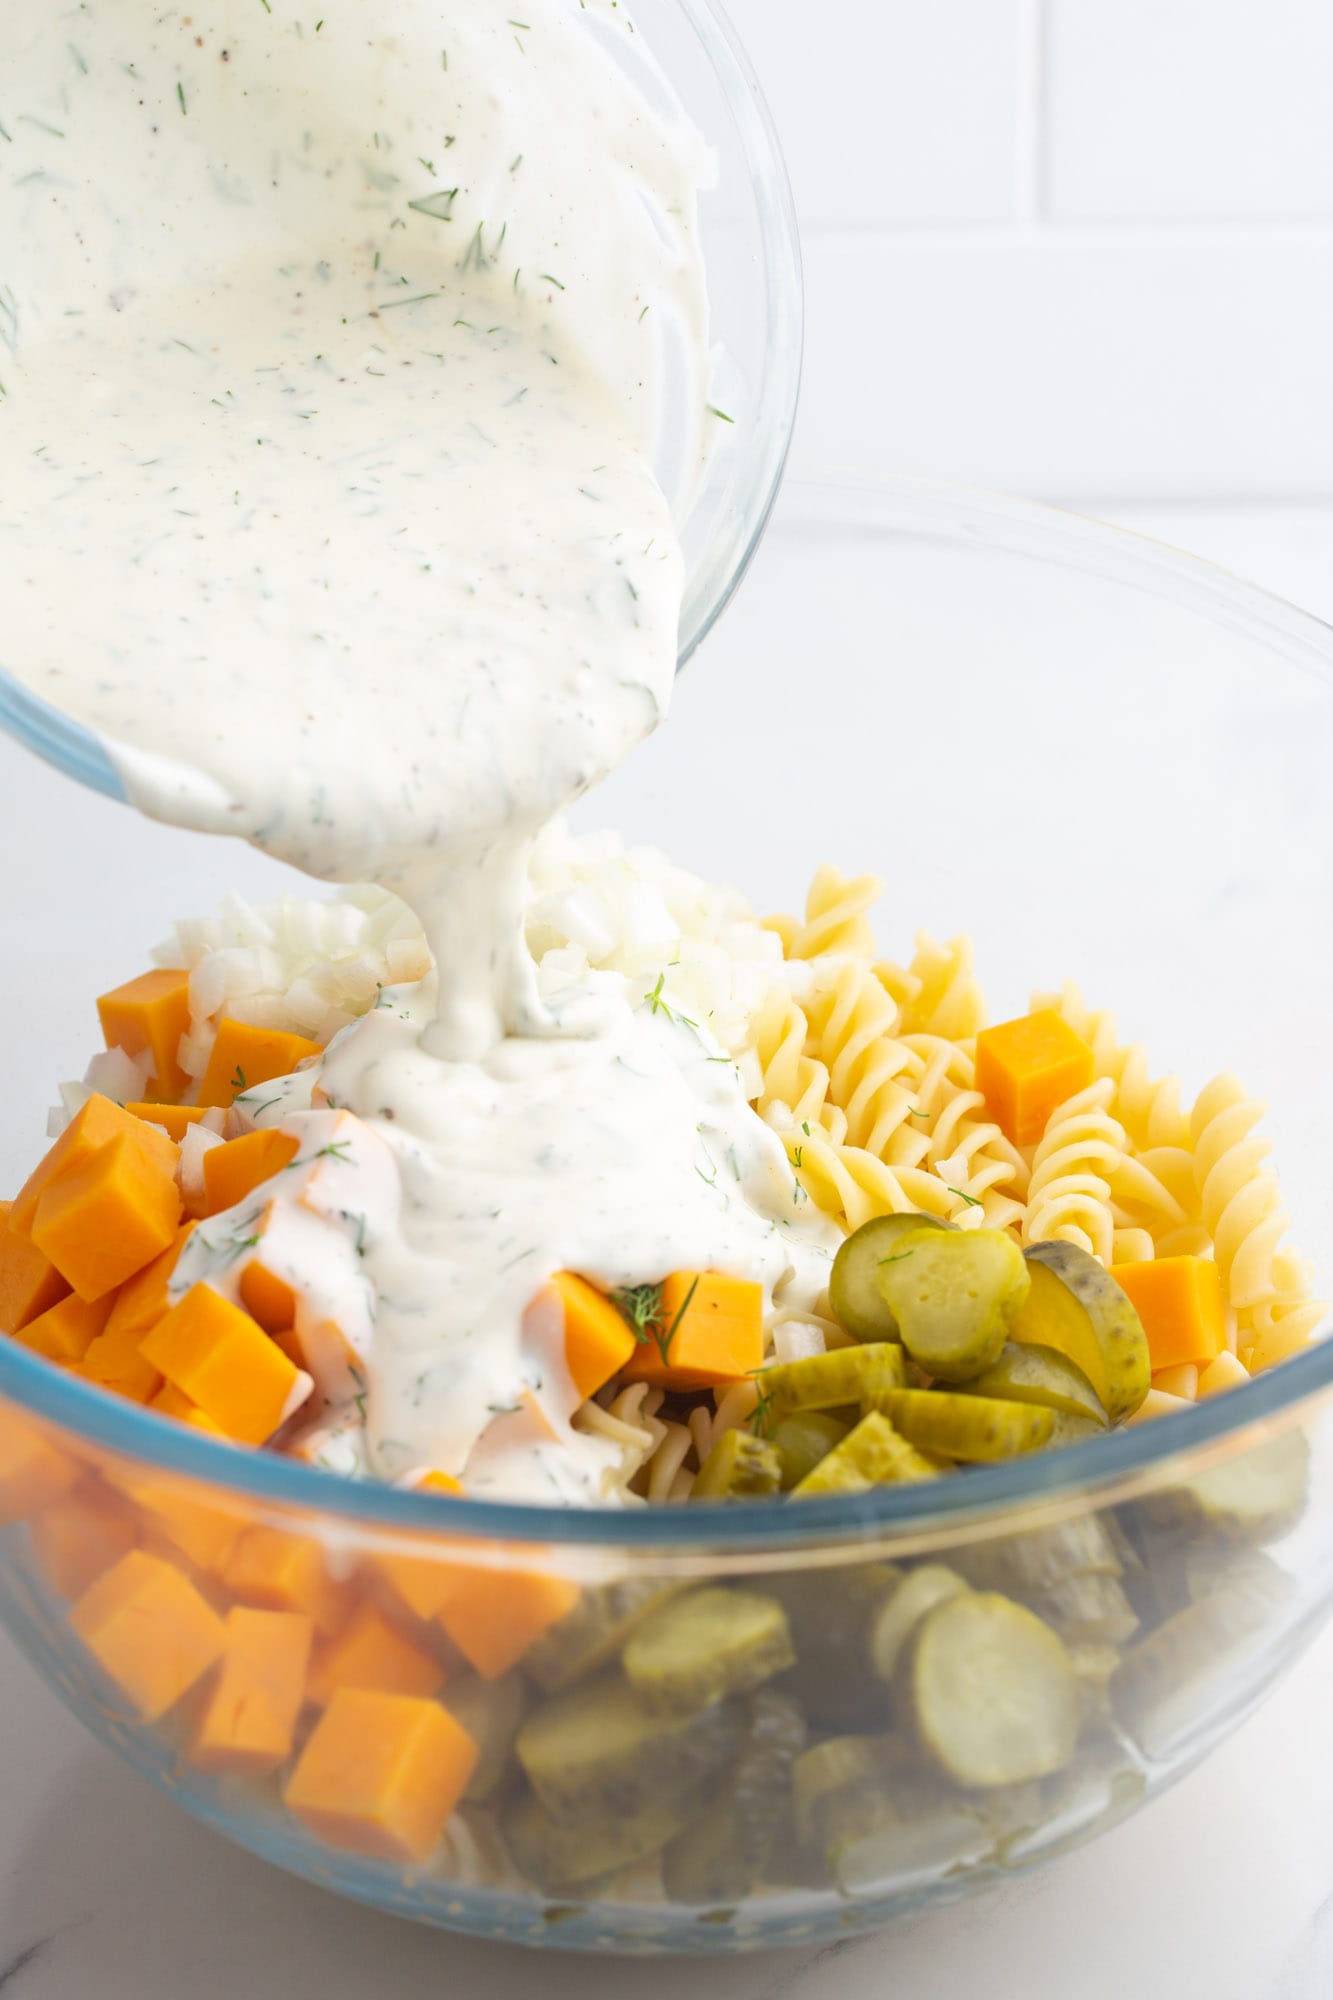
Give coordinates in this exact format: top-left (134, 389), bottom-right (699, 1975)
top-left (1, 0), bottom-right (837, 1500)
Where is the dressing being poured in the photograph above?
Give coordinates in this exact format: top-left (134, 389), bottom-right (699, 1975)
top-left (1, 0), bottom-right (836, 1500)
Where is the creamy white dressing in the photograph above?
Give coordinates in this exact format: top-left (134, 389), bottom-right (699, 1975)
top-left (2, 0), bottom-right (836, 1501)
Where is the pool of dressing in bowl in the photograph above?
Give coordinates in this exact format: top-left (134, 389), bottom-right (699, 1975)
top-left (0, 0), bottom-right (836, 1499)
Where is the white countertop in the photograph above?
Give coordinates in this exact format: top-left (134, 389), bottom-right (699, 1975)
top-left (1, 500), bottom-right (1331, 1997)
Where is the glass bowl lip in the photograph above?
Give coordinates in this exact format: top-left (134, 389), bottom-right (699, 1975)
top-left (0, 0), bottom-right (804, 798)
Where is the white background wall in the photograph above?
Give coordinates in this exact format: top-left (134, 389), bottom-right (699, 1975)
top-left (726, 0), bottom-right (1333, 519)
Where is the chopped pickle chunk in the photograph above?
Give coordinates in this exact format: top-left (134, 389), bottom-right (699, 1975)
top-left (691, 1428), bottom-right (782, 1500)
top-left (773, 1411), bottom-right (848, 1490)
top-left (767, 1563), bottom-right (900, 1732)
top-left (793, 1411), bottom-right (941, 1495)
top-left (1140, 1432), bottom-right (1309, 1543)
top-left (525, 1580), bottom-right (685, 1692)
top-left (622, 1587), bottom-right (795, 1713)
top-left (503, 1790), bottom-right (686, 1891)
top-left (662, 1689), bottom-right (806, 1904)
top-left (515, 1670), bottom-right (745, 1819)
top-left (961, 1341), bottom-right (1108, 1425)
top-left (868, 1565), bottom-right (972, 1681)
top-left (876, 1227), bottom-right (1029, 1382)
top-left (873, 1387), bottom-right (1053, 1462)
top-left (951, 1516), bottom-right (1124, 1597)
top-left (1110, 1577), bottom-right (1279, 1761)
top-left (445, 1673), bottom-right (528, 1803)
top-left (1033, 1572), bottom-right (1140, 1648)
top-left (829, 1212), bottom-right (954, 1342)
top-left (906, 1591), bottom-right (1080, 1787)
top-left (761, 1342), bottom-right (907, 1416)
top-left (1012, 1243), bottom-right (1149, 1422)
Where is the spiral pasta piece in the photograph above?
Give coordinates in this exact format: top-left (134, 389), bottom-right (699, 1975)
top-left (750, 984), bottom-right (835, 1136)
top-left (1022, 1079), bottom-right (1125, 1265)
top-left (765, 864), bottom-right (886, 962)
top-left (1190, 1074), bottom-right (1293, 1314)
top-left (901, 933), bottom-right (986, 1041)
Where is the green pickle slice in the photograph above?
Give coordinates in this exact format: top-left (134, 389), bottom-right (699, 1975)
top-left (515, 1670), bottom-right (745, 1819)
top-left (766, 1562), bottom-right (901, 1732)
top-left (1140, 1431), bottom-right (1310, 1543)
top-left (1034, 1572), bottom-right (1140, 1647)
top-left (868, 1564), bottom-right (972, 1681)
top-left (874, 1387), bottom-right (1054, 1461)
top-left (525, 1579), bottom-right (685, 1692)
top-left (622, 1586), bottom-right (795, 1713)
top-left (662, 1689), bottom-right (807, 1905)
top-left (830, 1211), bottom-right (954, 1341)
top-left (793, 1410), bottom-right (941, 1494)
top-left (774, 1411), bottom-right (848, 1489)
top-left (1012, 1242), bottom-right (1150, 1422)
top-left (961, 1341), bottom-right (1108, 1425)
top-left (445, 1672), bottom-right (528, 1803)
top-left (906, 1591), bottom-right (1080, 1787)
top-left (951, 1515), bottom-right (1124, 1597)
top-left (503, 1790), bottom-right (686, 1891)
top-left (691, 1428), bottom-right (782, 1500)
top-left (761, 1342), bottom-right (907, 1415)
top-left (1110, 1575), bottom-right (1280, 1761)
top-left (876, 1227), bottom-right (1029, 1382)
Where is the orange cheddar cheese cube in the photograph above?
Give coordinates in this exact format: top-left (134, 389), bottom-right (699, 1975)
top-left (620, 1271), bottom-right (764, 1390)
top-left (28, 1485), bottom-right (138, 1601)
top-left (126, 1102), bottom-right (210, 1144)
top-left (32, 1131), bottom-right (183, 1302)
top-left (0, 1407), bottom-right (77, 1524)
top-left (1109, 1256), bottom-right (1226, 1372)
top-left (375, 1477), bottom-right (466, 1624)
top-left (189, 1608), bottom-right (313, 1775)
top-left (17, 1290), bottom-right (114, 1365)
top-left (201, 1129), bottom-right (300, 1218)
top-left (69, 1548), bottom-right (226, 1721)
top-left (224, 1527), bottom-right (351, 1637)
top-left (149, 1381), bottom-right (226, 1436)
top-left (284, 1688), bottom-right (478, 1863)
top-left (10, 1095), bottom-right (178, 1237)
top-left (97, 968), bottom-right (192, 1101)
top-left (238, 1255), bottom-right (298, 1336)
top-left (0, 1204), bottom-right (70, 1333)
top-left (80, 1324), bottom-right (164, 1403)
top-left (436, 1561), bottom-right (579, 1681)
top-left (141, 1285), bottom-right (308, 1445)
top-left (197, 1019), bottom-right (323, 1110)
top-left (975, 1009), bottom-right (1097, 1148)
top-left (115, 1467), bottom-right (245, 1571)
top-left (103, 1224), bottom-right (195, 1344)
top-left (545, 1270), bottom-right (638, 1399)
top-left (308, 1599), bottom-right (445, 1707)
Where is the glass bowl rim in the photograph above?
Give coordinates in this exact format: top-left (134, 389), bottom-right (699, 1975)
top-left (4, 476), bottom-right (1333, 1550)
top-left (0, 0), bottom-right (805, 798)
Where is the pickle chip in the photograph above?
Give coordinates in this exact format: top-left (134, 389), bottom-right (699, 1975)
top-left (868, 1564), bottom-right (972, 1682)
top-left (1034, 1572), bottom-right (1140, 1648)
top-left (773, 1411), bottom-right (849, 1490)
top-left (761, 1343), bottom-right (907, 1416)
top-left (907, 1591), bottom-right (1080, 1787)
top-left (515, 1670), bottom-right (745, 1819)
top-left (622, 1586), bottom-right (795, 1713)
top-left (526, 1580), bottom-right (686, 1692)
top-left (830, 1212), bottom-right (954, 1342)
top-left (1140, 1431), bottom-right (1309, 1544)
top-left (793, 1410), bottom-right (941, 1494)
top-left (1012, 1242), bottom-right (1150, 1422)
top-left (503, 1790), bottom-right (686, 1891)
top-left (445, 1672), bottom-right (528, 1803)
top-left (1110, 1577), bottom-right (1278, 1760)
top-left (691, 1428), bottom-right (782, 1500)
top-left (874, 1387), bottom-right (1053, 1462)
top-left (877, 1228), bottom-right (1030, 1382)
top-left (961, 1342), bottom-right (1108, 1426)
top-left (662, 1689), bottom-right (806, 1904)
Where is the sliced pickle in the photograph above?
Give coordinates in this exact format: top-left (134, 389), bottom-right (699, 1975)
top-left (1034, 1572), bottom-right (1140, 1647)
top-left (525, 1579), bottom-right (685, 1692)
top-left (503, 1790), bottom-right (686, 1891)
top-left (691, 1428), bottom-right (782, 1500)
top-left (761, 1343), bottom-right (907, 1416)
top-left (445, 1672), bottom-right (528, 1803)
top-left (868, 1564), bottom-right (972, 1682)
top-left (1042, 1412), bottom-right (1107, 1452)
top-left (1110, 1577), bottom-right (1279, 1761)
top-left (822, 1785), bottom-right (996, 1896)
top-left (876, 1227), bottom-right (1030, 1382)
top-left (1013, 1243), bottom-right (1149, 1422)
top-left (793, 1410), bottom-right (942, 1494)
top-left (766, 1563), bottom-right (901, 1732)
top-left (774, 1411), bottom-right (849, 1490)
top-left (874, 1388), bottom-right (1053, 1462)
top-left (1140, 1432), bottom-right (1310, 1545)
top-left (962, 1342), bottom-right (1108, 1425)
top-left (1066, 1641), bottom-right (1122, 1703)
top-left (622, 1586), bottom-right (795, 1713)
top-left (515, 1670), bottom-right (745, 1819)
top-left (906, 1591), bottom-right (1080, 1787)
top-left (662, 1689), bottom-right (807, 1904)
top-left (791, 1733), bottom-right (903, 1848)
top-left (950, 1516), bottom-right (1123, 1597)
top-left (830, 1212), bottom-right (954, 1342)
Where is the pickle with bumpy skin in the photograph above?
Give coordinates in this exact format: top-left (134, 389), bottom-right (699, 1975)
top-left (515, 1670), bottom-right (746, 1819)
top-left (950, 1515), bottom-right (1123, 1598)
top-left (793, 1410), bottom-right (942, 1494)
top-left (622, 1586), bottom-right (795, 1713)
top-left (503, 1790), bottom-right (687, 1891)
top-left (1013, 1243), bottom-right (1149, 1422)
top-left (1139, 1431), bottom-right (1309, 1544)
top-left (691, 1428), bottom-right (782, 1500)
top-left (525, 1580), bottom-right (685, 1692)
top-left (444, 1672), bottom-right (528, 1803)
top-left (830, 1212), bottom-right (955, 1342)
top-left (876, 1227), bottom-right (1030, 1382)
top-left (1041, 1411), bottom-right (1107, 1451)
top-left (761, 1343), bottom-right (907, 1416)
top-left (962, 1342), bottom-right (1108, 1426)
top-left (1110, 1576), bottom-right (1280, 1761)
top-left (868, 1565), bottom-right (973, 1681)
top-left (874, 1387), bottom-right (1053, 1462)
top-left (822, 1784), bottom-right (997, 1897)
top-left (662, 1689), bottom-right (807, 1905)
top-left (905, 1591), bottom-right (1080, 1787)
top-left (1034, 1572), bottom-right (1140, 1647)
top-left (791, 1733), bottom-right (905, 1848)
top-left (774, 1411), bottom-right (848, 1489)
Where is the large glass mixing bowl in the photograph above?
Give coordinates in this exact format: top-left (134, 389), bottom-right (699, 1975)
top-left (0, 479), bottom-right (1331, 1953)
top-left (0, 0), bottom-right (803, 798)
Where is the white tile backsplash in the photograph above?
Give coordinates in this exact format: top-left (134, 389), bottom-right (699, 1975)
top-left (728, 0), bottom-right (1333, 502)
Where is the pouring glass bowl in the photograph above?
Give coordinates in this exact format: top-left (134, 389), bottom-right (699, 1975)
top-left (0, 0), bottom-right (804, 803)
top-left (1, 477), bottom-right (1332, 1952)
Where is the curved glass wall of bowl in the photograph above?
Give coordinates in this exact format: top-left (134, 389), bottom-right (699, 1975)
top-left (0, 0), bottom-right (803, 801)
